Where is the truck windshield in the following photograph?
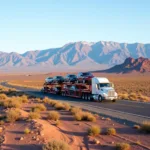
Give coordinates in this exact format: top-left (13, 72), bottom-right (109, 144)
top-left (99, 83), bottom-right (111, 88)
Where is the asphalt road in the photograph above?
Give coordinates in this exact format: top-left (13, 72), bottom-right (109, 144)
top-left (1, 82), bottom-right (150, 124)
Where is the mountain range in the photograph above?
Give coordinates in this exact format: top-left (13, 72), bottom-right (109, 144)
top-left (95, 57), bottom-right (150, 74)
top-left (0, 41), bottom-right (150, 73)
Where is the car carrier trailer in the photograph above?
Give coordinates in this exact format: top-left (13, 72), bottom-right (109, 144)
top-left (43, 77), bottom-right (118, 102)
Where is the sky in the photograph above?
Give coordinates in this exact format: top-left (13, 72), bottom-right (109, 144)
top-left (0, 0), bottom-right (150, 53)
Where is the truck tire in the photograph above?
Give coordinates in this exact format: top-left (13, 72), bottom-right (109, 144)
top-left (81, 93), bottom-right (85, 99)
top-left (84, 93), bottom-right (88, 100)
top-left (88, 94), bottom-right (91, 101)
top-left (98, 95), bottom-right (103, 102)
top-left (112, 99), bottom-right (116, 102)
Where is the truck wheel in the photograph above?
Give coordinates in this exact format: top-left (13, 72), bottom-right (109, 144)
top-left (85, 93), bottom-right (88, 100)
top-left (112, 100), bottom-right (116, 102)
top-left (88, 94), bottom-right (91, 101)
top-left (82, 93), bottom-right (85, 99)
top-left (98, 96), bottom-right (103, 102)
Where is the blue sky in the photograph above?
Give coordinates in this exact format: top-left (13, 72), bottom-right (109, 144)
top-left (0, 0), bottom-right (150, 53)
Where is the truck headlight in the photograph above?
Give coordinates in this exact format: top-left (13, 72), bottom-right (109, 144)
top-left (115, 92), bottom-right (118, 97)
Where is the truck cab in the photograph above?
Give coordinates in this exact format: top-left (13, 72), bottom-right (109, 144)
top-left (92, 77), bottom-right (118, 102)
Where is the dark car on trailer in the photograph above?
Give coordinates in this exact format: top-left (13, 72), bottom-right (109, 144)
top-left (64, 74), bottom-right (77, 83)
top-left (77, 72), bottom-right (94, 83)
top-left (53, 76), bottom-right (64, 83)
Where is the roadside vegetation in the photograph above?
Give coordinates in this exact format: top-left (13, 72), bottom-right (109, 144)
top-left (0, 84), bottom-right (149, 150)
top-left (42, 140), bottom-right (70, 150)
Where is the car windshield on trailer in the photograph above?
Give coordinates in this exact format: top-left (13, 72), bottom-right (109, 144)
top-left (82, 72), bottom-right (91, 76)
top-left (57, 76), bottom-right (63, 79)
top-left (69, 75), bottom-right (76, 77)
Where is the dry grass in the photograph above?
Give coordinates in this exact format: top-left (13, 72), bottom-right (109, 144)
top-left (19, 95), bottom-right (28, 103)
top-left (0, 94), bottom-right (7, 100)
top-left (6, 109), bottom-right (21, 123)
top-left (88, 125), bottom-right (101, 136)
top-left (3, 99), bottom-right (21, 108)
top-left (47, 111), bottom-right (60, 121)
top-left (32, 104), bottom-right (47, 112)
top-left (141, 121), bottom-right (150, 133)
top-left (42, 140), bottom-right (70, 150)
top-left (74, 111), bottom-right (96, 122)
top-left (116, 143), bottom-right (130, 150)
top-left (28, 112), bottom-right (41, 120)
top-left (54, 102), bottom-right (65, 110)
top-left (70, 107), bottom-right (82, 115)
top-left (63, 103), bottom-right (70, 111)
top-left (106, 128), bottom-right (116, 135)
top-left (24, 128), bottom-right (31, 134)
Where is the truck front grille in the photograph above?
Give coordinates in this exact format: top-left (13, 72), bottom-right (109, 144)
top-left (108, 90), bottom-right (115, 97)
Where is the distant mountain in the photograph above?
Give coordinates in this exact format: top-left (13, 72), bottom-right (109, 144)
top-left (0, 41), bottom-right (150, 72)
top-left (96, 57), bottom-right (150, 73)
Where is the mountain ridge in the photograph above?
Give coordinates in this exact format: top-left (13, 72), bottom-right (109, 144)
top-left (0, 41), bottom-right (150, 72)
top-left (95, 57), bottom-right (150, 73)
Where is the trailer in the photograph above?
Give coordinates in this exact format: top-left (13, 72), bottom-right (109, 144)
top-left (43, 77), bottom-right (118, 102)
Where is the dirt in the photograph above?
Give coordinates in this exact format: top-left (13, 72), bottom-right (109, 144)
top-left (0, 96), bottom-right (149, 150)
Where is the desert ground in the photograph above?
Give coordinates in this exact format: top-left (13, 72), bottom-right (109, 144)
top-left (0, 73), bottom-right (150, 150)
top-left (0, 85), bottom-right (150, 150)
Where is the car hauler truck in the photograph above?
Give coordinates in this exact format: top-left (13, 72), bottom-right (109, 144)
top-left (43, 77), bottom-right (118, 102)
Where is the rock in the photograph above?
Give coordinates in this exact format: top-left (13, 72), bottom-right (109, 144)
top-left (102, 117), bottom-right (105, 120)
top-left (111, 141), bottom-right (115, 144)
top-left (106, 118), bottom-right (111, 121)
top-left (32, 136), bottom-right (36, 140)
top-left (19, 137), bottom-right (24, 141)
top-left (36, 137), bottom-right (40, 141)
top-left (112, 124), bottom-right (115, 126)
top-left (93, 139), bottom-right (100, 144)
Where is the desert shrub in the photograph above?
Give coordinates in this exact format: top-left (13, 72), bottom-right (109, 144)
top-left (74, 111), bottom-right (96, 122)
top-left (70, 107), bottom-right (82, 115)
top-left (88, 126), bottom-right (101, 136)
top-left (32, 104), bottom-right (46, 112)
top-left (0, 94), bottom-right (7, 100)
top-left (106, 128), bottom-right (116, 135)
top-left (3, 99), bottom-right (21, 108)
top-left (42, 140), bottom-right (70, 150)
top-left (116, 143), bottom-right (130, 150)
top-left (54, 103), bottom-right (65, 110)
top-left (63, 103), bottom-right (70, 111)
top-left (49, 100), bottom-right (57, 106)
top-left (47, 111), bottom-right (60, 121)
top-left (0, 120), bottom-right (4, 125)
top-left (19, 95), bottom-right (28, 103)
top-left (36, 98), bottom-right (42, 103)
top-left (28, 112), bottom-right (41, 120)
top-left (24, 128), bottom-right (31, 134)
top-left (129, 93), bottom-right (137, 101)
top-left (141, 121), bottom-right (150, 133)
top-left (119, 93), bottom-right (129, 100)
top-left (138, 94), bottom-right (149, 102)
top-left (43, 97), bottom-right (50, 103)
top-left (6, 109), bottom-right (20, 123)
top-left (55, 120), bottom-right (61, 127)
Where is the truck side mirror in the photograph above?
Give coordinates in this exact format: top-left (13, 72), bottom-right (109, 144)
top-left (110, 83), bottom-right (114, 88)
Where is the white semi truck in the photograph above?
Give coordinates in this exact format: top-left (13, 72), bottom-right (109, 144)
top-left (43, 77), bottom-right (118, 102)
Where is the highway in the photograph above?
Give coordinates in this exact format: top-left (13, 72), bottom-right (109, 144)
top-left (1, 82), bottom-right (150, 124)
